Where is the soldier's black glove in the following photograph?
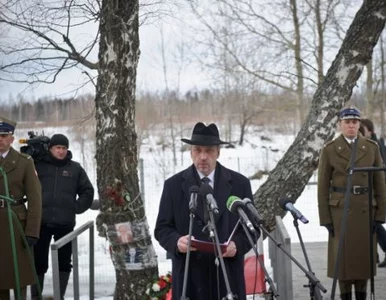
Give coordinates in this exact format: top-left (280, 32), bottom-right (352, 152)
top-left (373, 221), bottom-right (383, 234)
top-left (323, 224), bottom-right (334, 237)
top-left (26, 236), bottom-right (38, 247)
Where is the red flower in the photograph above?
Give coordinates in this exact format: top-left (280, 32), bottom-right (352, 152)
top-left (115, 196), bottom-right (125, 206)
top-left (105, 185), bottom-right (126, 206)
top-left (158, 280), bottom-right (167, 289)
top-left (143, 272), bottom-right (172, 300)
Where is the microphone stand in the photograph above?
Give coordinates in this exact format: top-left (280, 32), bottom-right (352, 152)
top-left (204, 202), bottom-right (235, 300)
top-left (330, 139), bottom-right (358, 300)
top-left (180, 202), bottom-right (197, 300)
top-left (239, 222), bottom-right (279, 299)
top-left (258, 224), bottom-right (327, 296)
top-left (291, 213), bottom-right (323, 300)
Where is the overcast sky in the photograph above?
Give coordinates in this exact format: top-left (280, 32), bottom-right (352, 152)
top-left (0, 0), bottom-right (364, 103)
top-left (0, 1), bottom-right (207, 103)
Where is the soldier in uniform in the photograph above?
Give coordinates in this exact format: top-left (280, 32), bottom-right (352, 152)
top-left (0, 117), bottom-right (42, 300)
top-left (318, 107), bottom-right (386, 300)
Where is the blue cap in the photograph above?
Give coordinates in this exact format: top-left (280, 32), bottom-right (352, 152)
top-left (339, 107), bottom-right (361, 120)
top-left (0, 117), bottom-right (16, 134)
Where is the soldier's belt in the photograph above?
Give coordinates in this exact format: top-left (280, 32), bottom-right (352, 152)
top-left (331, 186), bottom-right (369, 195)
top-left (0, 198), bottom-right (25, 208)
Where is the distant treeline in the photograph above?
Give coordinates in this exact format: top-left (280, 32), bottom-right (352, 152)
top-left (0, 89), bottom-right (300, 126)
top-left (0, 89), bottom-right (366, 132)
top-left (0, 94), bottom-right (94, 124)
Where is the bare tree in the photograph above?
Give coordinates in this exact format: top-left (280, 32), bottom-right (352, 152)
top-left (190, 0), bottom-right (354, 127)
top-left (380, 34), bottom-right (386, 137)
top-left (304, 0), bottom-right (344, 86)
top-left (93, 1), bottom-right (159, 298)
top-left (255, 0), bottom-right (386, 230)
top-left (365, 60), bottom-right (375, 117)
top-left (0, 0), bottom-right (159, 298)
top-left (0, 0), bottom-right (99, 86)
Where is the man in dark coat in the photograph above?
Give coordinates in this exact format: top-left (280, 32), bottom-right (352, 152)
top-left (31, 133), bottom-right (94, 300)
top-left (361, 118), bottom-right (386, 268)
top-left (318, 107), bottom-right (386, 300)
top-left (155, 122), bottom-right (256, 300)
top-left (0, 117), bottom-right (42, 300)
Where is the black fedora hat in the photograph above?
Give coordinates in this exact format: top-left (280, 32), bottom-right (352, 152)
top-left (181, 122), bottom-right (229, 146)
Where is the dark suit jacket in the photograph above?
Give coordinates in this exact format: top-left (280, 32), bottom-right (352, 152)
top-left (154, 162), bottom-right (254, 300)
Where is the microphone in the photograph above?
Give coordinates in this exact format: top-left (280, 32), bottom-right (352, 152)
top-left (226, 196), bottom-right (255, 233)
top-left (189, 185), bottom-right (199, 213)
top-left (242, 198), bottom-right (264, 227)
top-left (199, 184), bottom-right (219, 214)
top-left (279, 198), bottom-right (309, 224)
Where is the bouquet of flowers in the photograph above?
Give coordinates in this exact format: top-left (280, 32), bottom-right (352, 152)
top-left (143, 272), bottom-right (172, 300)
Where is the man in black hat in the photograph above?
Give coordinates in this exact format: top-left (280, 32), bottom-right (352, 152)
top-left (0, 116), bottom-right (42, 300)
top-left (155, 122), bottom-right (255, 300)
top-left (31, 133), bottom-right (94, 300)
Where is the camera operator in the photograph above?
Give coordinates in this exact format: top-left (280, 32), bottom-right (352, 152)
top-left (31, 133), bottom-right (94, 300)
top-left (0, 117), bottom-right (42, 300)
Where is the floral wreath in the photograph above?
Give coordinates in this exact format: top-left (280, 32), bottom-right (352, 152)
top-left (143, 272), bottom-right (172, 300)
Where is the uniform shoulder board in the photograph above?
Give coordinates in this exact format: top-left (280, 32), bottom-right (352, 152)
top-left (324, 140), bottom-right (335, 148)
top-left (19, 152), bottom-right (32, 160)
top-left (366, 138), bottom-right (378, 146)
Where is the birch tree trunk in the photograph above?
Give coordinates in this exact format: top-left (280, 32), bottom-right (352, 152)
top-left (255, 0), bottom-right (386, 230)
top-left (380, 35), bottom-right (386, 137)
top-left (94, 1), bottom-right (158, 299)
top-left (366, 60), bottom-right (374, 117)
top-left (291, 0), bottom-right (306, 125)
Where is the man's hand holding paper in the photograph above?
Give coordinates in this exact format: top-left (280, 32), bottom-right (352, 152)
top-left (222, 241), bottom-right (237, 257)
top-left (177, 235), bottom-right (197, 253)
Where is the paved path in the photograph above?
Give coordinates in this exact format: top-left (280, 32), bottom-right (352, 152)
top-left (291, 242), bottom-right (386, 300)
top-left (16, 241), bottom-right (386, 299)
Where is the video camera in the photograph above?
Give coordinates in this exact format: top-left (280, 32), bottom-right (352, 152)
top-left (19, 131), bottom-right (50, 162)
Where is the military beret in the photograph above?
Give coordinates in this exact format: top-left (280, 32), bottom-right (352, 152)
top-left (339, 107), bottom-right (361, 120)
top-left (0, 116), bottom-right (16, 134)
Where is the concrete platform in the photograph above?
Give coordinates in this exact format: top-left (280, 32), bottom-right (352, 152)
top-left (291, 242), bottom-right (386, 300)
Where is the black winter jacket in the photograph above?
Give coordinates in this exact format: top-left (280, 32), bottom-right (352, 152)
top-left (35, 151), bottom-right (94, 228)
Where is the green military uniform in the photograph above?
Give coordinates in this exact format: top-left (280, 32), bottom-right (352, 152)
top-left (0, 118), bottom-right (42, 299)
top-left (318, 134), bottom-right (386, 296)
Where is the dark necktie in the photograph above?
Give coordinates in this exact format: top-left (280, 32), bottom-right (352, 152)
top-left (201, 177), bottom-right (210, 185)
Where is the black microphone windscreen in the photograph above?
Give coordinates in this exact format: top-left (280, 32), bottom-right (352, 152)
top-left (278, 197), bottom-right (292, 209)
top-left (189, 185), bottom-right (199, 194)
top-left (199, 183), bottom-right (213, 197)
